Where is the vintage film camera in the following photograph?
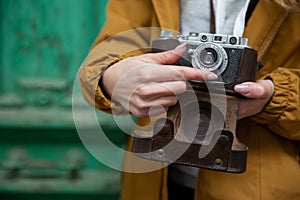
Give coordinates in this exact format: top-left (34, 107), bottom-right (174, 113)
top-left (132, 30), bottom-right (258, 173)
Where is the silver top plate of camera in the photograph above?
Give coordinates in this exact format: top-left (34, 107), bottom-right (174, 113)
top-left (177, 32), bottom-right (249, 75)
top-left (177, 32), bottom-right (248, 47)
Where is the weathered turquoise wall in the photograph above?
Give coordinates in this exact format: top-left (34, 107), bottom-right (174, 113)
top-left (0, 0), bottom-right (107, 96)
top-left (0, 1), bottom-right (128, 199)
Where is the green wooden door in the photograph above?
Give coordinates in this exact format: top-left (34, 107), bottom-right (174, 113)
top-left (0, 0), bottom-right (107, 105)
top-left (0, 1), bottom-right (129, 199)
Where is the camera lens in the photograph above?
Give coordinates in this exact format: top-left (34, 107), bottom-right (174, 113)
top-left (199, 48), bottom-right (218, 66)
top-left (192, 43), bottom-right (228, 74)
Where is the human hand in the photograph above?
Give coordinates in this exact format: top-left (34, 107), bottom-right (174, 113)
top-left (102, 44), bottom-right (218, 118)
top-left (234, 79), bottom-right (274, 119)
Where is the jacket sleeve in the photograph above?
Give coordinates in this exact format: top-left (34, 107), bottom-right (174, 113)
top-left (252, 67), bottom-right (300, 140)
top-left (78, 0), bottom-right (154, 114)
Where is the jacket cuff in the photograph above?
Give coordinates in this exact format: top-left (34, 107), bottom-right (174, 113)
top-left (252, 68), bottom-right (293, 124)
top-left (94, 57), bottom-right (126, 114)
top-left (95, 85), bottom-right (124, 113)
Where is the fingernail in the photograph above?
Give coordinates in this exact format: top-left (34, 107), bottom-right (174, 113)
top-left (174, 43), bottom-right (186, 51)
top-left (234, 85), bottom-right (250, 94)
top-left (207, 72), bottom-right (218, 80)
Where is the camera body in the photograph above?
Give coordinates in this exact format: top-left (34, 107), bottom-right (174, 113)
top-left (132, 30), bottom-right (258, 173)
top-left (151, 31), bottom-right (257, 93)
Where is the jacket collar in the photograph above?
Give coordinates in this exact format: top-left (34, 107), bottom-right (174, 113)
top-left (244, 0), bottom-right (287, 54)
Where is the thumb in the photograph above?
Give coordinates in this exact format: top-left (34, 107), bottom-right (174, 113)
top-left (143, 43), bottom-right (186, 65)
top-left (234, 80), bottom-right (274, 99)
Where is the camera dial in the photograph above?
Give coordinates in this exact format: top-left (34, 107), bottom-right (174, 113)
top-left (191, 43), bottom-right (228, 75)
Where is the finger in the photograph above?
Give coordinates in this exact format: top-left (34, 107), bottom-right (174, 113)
top-left (136, 81), bottom-right (187, 98)
top-left (234, 80), bottom-right (274, 99)
top-left (148, 105), bottom-right (169, 117)
top-left (165, 65), bottom-right (218, 81)
top-left (129, 107), bottom-right (149, 118)
top-left (130, 105), bottom-right (168, 118)
top-left (145, 95), bottom-right (178, 108)
top-left (137, 64), bottom-right (218, 83)
top-left (130, 95), bottom-right (178, 110)
top-left (143, 43), bottom-right (186, 65)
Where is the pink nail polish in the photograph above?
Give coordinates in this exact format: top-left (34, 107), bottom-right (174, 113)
top-left (207, 73), bottom-right (218, 80)
top-left (174, 43), bottom-right (186, 51)
top-left (234, 85), bottom-right (250, 94)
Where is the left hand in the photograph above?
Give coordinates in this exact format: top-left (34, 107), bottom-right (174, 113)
top-left (234, 79), bottom-right (274, 120)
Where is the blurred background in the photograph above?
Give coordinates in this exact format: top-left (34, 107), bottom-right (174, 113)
top-left (0, 0), bottom-right (130, 199)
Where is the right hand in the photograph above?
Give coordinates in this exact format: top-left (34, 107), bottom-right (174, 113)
top-left (102, 44), bottom-right (218, 118)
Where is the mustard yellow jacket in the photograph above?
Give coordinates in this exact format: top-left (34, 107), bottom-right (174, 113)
top-left (78, 0), bottom-right (300, 199)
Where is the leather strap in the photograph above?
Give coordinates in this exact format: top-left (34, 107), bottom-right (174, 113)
top-left (245, 0), bottom-right (259, 26)
top-left (210, 0), bottom-right (215, 33)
